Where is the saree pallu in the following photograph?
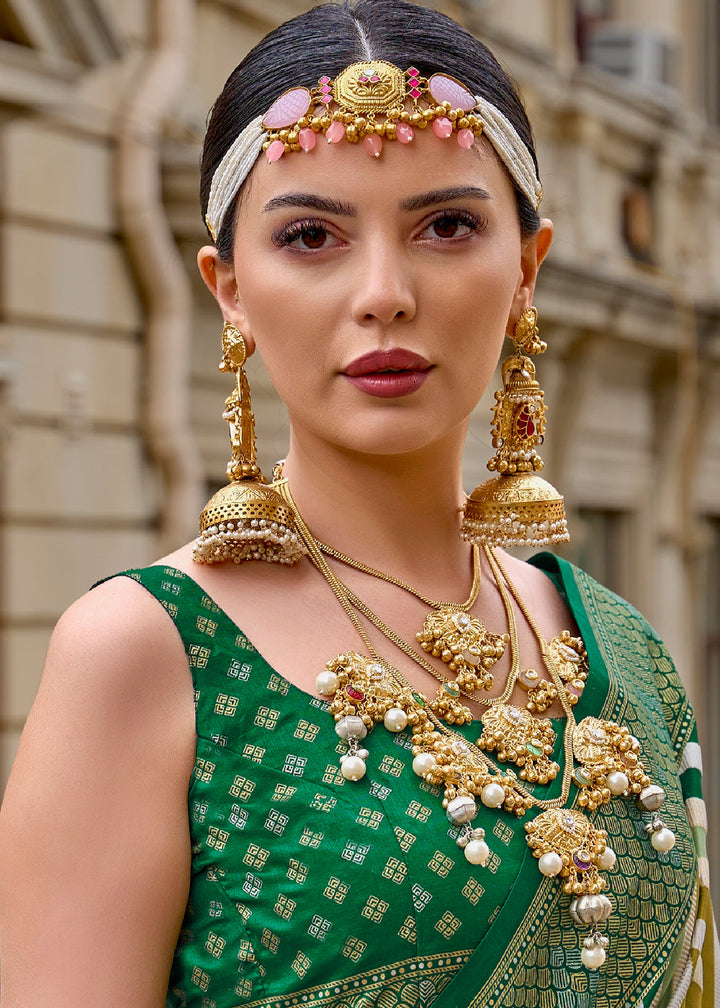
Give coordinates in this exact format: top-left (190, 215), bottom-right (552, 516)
top-left (113, 555), bottom-right (717, 1008)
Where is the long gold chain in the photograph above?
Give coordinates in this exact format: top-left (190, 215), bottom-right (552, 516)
top-left (317, 540), bottom-right (482, 610)
top-left (275, 478), bottom-right (575, 810)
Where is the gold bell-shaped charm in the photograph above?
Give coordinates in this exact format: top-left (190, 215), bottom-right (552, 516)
top-left (460, 307), bottom-right (569, 548)
top-left (193, 322), bottom-right (306, 565)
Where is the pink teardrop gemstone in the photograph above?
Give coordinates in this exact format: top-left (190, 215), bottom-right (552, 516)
top-left (262, 87), bottom-right (312, 129)
top-left (428, 73), bottom-right (476, 112)
top-left (298, 128), bottom-right (317, 152)
top-left (432, 116), bottom-right (453, 139)
top-left (326, 121), bottom-right (346, 144)
top-left (396, 123), bottom-right (415, 144)
top-left (457, 128), bottom-right (475, 149)
top-left (363, 134), bottom-right (383, 158)
top-left (266, 139), bottom-right (286, 163)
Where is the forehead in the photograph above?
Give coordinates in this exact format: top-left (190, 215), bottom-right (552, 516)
top-left (240, 128), bottom-right (517, 217)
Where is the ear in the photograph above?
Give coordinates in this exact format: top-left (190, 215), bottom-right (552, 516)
top-left (508, 218), bottom-right (553, 328)
top-left (197, 245), bottom-right (256, 355)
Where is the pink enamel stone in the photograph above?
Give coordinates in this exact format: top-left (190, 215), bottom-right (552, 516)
top-left (457, 127), bottom-right (475, 149)
top-left (326, 121), bottom-right (346, 144)
top-left (396, 123), bottom-right (415, 144)
top-left (266, 139), bottom-right (286, 163)
top-left (432, 116), bottom-right (453, 139)
top-left (363, 134), bottom-right (383, 157)
top-left (298, 128), bottom-right (317, 152)
top-left (262, 87), bottom-right (312, 129)
top-left (428, 73), bottom-right (476, 112)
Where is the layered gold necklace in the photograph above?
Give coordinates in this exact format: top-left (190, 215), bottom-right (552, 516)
top-left (274, 479), bottom-right (676, 972)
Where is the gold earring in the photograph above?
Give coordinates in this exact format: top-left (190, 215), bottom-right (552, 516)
top-left (459, 307), bottom-right (569, 548)
top-left (193, 322), bottom-right (306, 565)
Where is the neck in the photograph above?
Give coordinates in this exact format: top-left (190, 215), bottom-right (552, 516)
top-left (280, 426), bottom-right (473, 591)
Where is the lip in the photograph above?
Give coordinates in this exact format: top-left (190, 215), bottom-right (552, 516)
top-left (342, 348), bottom-right (434, 399)
top-left (343, 348), bottom-right (433, 377)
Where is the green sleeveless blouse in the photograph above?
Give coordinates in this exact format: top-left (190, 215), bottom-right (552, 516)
top-left (114, 556), bottom-right (699, 1008)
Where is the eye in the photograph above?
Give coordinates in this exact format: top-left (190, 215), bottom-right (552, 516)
top-left (418, 210), bottom-right (486, 241)
top-left (272, 218), bottom-right (342, 251)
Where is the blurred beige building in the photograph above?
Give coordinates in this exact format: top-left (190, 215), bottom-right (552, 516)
top-left (0, 0), bottom-right (718, 891)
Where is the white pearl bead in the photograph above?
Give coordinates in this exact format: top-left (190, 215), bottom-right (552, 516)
top-left (464, 839), bottom-right (490, 865)
top-left (340, 755), bottom-right (367, 781)
top-left (581, 944), bottom-right (606, 970)
top-left (412, 753), bottom-right (437, 777)
top-left (606, 771), bottom-right (629, 795)
top-left (538, 851), bottom-right (563, 877)
top-left (597, 847), bottom-right (617, 870)
top-left (480, 782), bottom-right (505, 808)
top-left (651, 827), bottom-right (676, 852)
top-left (383, 708), bottom-right (408, 732)
top-left (315, 670), bottom-right (339, 696)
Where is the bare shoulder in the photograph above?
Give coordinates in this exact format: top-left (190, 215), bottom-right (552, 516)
top-left (0, 569), bottom-right (196, 1007)
top-left (494, 549), bottom-right (575, 630)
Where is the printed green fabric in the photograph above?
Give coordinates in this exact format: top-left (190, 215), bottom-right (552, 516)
top-left (112, 555), bottom-right (713, 1008)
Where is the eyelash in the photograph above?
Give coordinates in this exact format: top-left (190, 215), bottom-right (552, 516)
top-left (272, 217), bottom-right (331, 250)
top-left (420, 209), bottom-right (487, 240)
top-left (271, 209), bottom-right (487, 251)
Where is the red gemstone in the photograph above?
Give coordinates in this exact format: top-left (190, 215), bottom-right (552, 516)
top-left (346, 685), bottom-right (365, 701)
top-left (408, 67), bottom-right (419, 76)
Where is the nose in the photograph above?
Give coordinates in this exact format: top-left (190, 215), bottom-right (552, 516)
top-left (350, 244), bottom-right (417, 327)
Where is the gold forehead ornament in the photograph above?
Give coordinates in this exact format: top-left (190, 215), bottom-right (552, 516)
top-left (205, 60), bottom-right (542, 242)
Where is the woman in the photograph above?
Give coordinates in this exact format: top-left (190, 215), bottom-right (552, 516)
top-left (0, 2), bottom-right (715, 1006)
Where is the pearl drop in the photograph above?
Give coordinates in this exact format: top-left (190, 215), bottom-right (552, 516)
top-left (581, 944), bottom-right (606, 970)
top-left (538, 851), bottom-right (563, 877)
top-left (480, 782), bottom-right (505, 808)
top-left (340, 755), bottom-right (366, 781)
top-left (597, 846), bottom-right (617, 870)
top-left (315, 670), bottom-right (339, 696)
top-left (383, 708), bottom-right (408, 732)
top-left (650, 827), bottom-right (676, 852)
top-left (412, 753), bottom-right (437, 776)
top-left (464, 839), bottom-right (490, 865)
top-left (606, 771), bottom-right (629, 795)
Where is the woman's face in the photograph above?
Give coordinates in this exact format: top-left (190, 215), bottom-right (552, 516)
top-left (203, 126), bottom-right (551, 459)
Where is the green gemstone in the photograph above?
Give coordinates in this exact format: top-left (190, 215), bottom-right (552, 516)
top-left (527, 743), bottom-right (543, 758)
top-left (443, 682), bottom-right (460, 697)
top-left (574, 767), bottom-right (592, 787)
top-left (412, 692), bottom-right (426, 708)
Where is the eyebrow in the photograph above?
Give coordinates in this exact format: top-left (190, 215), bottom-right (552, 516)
top-left (262, 185), bottom-right (492, 216)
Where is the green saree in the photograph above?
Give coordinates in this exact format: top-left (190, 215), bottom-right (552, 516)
top-left (112, 554), bottom-right (716, 1008)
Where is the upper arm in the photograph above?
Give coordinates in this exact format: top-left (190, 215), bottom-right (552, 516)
top-left (0, 576), bottom-right (197, 1008)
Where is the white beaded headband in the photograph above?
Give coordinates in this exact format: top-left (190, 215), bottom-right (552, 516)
top-left (205, 60), bottom-right (542, 243)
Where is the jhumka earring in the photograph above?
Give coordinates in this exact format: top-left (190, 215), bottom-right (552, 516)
top-left (193, 322), bottom-right (306, 565)
top-left (460, 307), bottom-right (569, 548)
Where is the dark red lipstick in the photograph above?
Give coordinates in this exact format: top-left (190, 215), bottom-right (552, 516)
top-left (343, 349), bottom-right (433, 398)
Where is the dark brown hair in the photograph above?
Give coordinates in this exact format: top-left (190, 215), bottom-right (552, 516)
top-left (201, 0), bottom-right (541, 259)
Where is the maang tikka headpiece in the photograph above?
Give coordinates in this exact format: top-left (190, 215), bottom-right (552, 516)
top-left (205, 60), bottom-right (543, 243)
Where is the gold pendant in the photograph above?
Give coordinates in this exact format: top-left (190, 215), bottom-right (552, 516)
top-left (478, 704), bottom-right (559, 783)
top-left (417, 607), bottom-right (508, 692)
top-left (572, 717), bottom-right (650, 811)
top-left (525, 807), bottom-right (613, 894)
top-left (427, 681), bottom-right (474, 724)
top-left (517, 631), bottom-right (588, 713)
